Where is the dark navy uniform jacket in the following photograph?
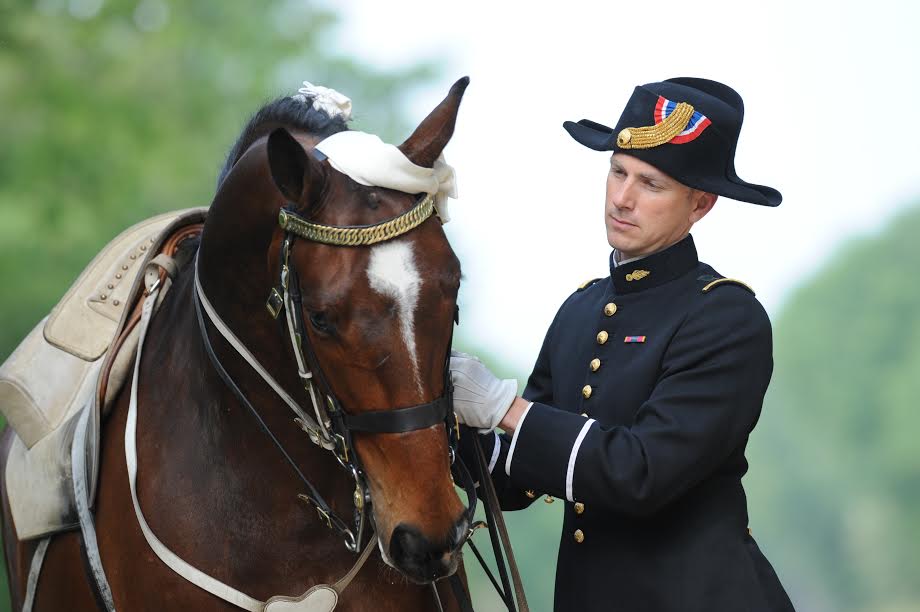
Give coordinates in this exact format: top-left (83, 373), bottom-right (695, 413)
top-left (464, 235), bottom-right (795, 612)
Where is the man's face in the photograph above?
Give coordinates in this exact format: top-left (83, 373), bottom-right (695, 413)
top-left (605, 153), bottom-right (716, 259)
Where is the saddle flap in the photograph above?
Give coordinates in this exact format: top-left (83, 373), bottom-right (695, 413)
top-left (43, 211), bottom-right (191, 362)
top-left (0, 317), bottom-right (100, 448)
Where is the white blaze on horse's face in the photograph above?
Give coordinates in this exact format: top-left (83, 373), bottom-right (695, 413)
top-left (366, 240), bottom-right (423, 394)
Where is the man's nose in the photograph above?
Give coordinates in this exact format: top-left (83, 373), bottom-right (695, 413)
top-left (611, 181), bottom-right (637, 210)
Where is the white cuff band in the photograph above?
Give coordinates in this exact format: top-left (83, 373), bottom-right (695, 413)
top-left (504, 402), bottom-right (533, 477)
top-left (565, 419), bottom-right (596, 502)
top-left (487, 432), bottom-right (501, 473)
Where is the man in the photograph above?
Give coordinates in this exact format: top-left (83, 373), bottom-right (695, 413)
top-left (451, 78), bottom-right (796, 611)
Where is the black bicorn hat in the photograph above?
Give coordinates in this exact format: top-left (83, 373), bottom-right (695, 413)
top-left (563, 77), bottom-right (781, 207)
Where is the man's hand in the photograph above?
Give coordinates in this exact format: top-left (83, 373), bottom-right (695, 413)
top-left (449, 351), bottom-right (518, 432)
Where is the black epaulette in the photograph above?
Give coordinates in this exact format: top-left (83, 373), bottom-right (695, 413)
top-left (577, 278), bottom-right (602, 292)
top-left (697, 275), bottom-right (755, 296)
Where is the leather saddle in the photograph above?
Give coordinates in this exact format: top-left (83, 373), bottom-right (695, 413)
top-left (0, 208), bottom-right (206, 540)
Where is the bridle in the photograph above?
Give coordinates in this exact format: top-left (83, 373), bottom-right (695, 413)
top-left (194, 187), bottom-right (478, 555)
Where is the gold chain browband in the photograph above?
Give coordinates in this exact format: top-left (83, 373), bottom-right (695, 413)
top-left (278, 193), bottom-right (436, 246)
top-left (617, 102), bottom-right (695, 150)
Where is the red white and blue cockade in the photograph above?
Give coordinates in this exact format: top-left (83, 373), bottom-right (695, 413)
top-left (654, 95), bottom-right (712, 144)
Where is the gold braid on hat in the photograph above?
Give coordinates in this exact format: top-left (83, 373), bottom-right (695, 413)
top-left (617, 102), bottom-right (695, 149)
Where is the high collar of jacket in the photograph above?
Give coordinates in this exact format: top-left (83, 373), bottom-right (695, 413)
top-left (609, 234), bottom-right (699, 295)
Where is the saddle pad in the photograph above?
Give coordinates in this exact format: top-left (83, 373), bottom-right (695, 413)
top-left (0, 317), bottom-right (99, 449)
top-left (5, 400), bottom-right (89, 540)
top-left (0, 209), bottom-right (201, 448)
top-left (1, 208), bottom-right (205, 541)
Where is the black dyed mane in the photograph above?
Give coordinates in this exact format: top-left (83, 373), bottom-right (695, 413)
top-left (217, 94), bottom-right (349, 188)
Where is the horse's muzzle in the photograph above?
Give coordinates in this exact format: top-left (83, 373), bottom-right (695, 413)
top-left (388, 515), bottom-right (469, 584)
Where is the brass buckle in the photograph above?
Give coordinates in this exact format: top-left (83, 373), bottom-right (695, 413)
top-left (297, 493), bottom-right (332, 529)
top-left (315, 506), bottom-right (332, 529)
top-left (266, 288), bottom-right (284, 319)
top-left (334, 433), bottom-right (349, 463)
top-left (294, 418), bottom-right (322, 446)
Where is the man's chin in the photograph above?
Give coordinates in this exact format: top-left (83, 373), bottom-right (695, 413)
top-left (607, 233), bottom-right (634, 253)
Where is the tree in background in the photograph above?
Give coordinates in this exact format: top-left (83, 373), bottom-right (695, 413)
top-left (747, 204), bottom-right (920, 612)
top-left (0, 0), bottom-right (435, 361)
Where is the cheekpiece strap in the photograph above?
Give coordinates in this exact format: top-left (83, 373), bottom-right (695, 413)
top-left (278, 194), bottom-right (435, 247)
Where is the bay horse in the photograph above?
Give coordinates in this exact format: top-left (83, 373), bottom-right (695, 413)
top-left (1, 78), bottom-right (474, 610)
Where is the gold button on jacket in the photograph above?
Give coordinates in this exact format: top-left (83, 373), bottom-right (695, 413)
top-left (596, 330), bottom-right (609, 344)
top-left (574, 502), bottom-right (585, 514)
top-left (582, 385), bottom-right (592, 399)
top-left (524, 490), bottom-right (536, 499)
top-left (574, 529), bottom-right (585, 543)
top-left (590, 358), bottom-right (601, 371)
top-left (604, 302), bottom-right (618, 316)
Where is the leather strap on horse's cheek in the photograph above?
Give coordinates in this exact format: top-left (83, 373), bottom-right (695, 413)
top-left (451, 454), bottom-right (478, 525)
top-left (341, 396), bottom-right (451, 434)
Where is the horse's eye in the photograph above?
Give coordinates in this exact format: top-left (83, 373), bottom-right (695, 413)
top-left (309, 311), bottom-right (332, 334)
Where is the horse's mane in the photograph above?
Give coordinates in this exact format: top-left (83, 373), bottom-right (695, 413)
top-left (217, 94), bottom-right (349, 188)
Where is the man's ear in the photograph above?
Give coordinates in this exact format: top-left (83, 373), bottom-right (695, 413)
top-left (266, 128), bottom-right (323, 204)
top-left (690, 191), bottom-right (718, 224)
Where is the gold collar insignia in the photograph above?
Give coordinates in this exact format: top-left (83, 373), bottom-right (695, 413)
top-left (625, 270), bottom-right (650, 282)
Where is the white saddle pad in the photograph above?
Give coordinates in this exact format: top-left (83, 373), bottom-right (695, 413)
top-left (1, 208), bottom-right (206, 540)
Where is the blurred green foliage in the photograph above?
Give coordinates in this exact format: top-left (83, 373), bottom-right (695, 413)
top-left (746, 204), bottom-right (920, 612)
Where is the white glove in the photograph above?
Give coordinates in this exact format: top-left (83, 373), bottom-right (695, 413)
top-left (449, 351), bottom-right (518, 433)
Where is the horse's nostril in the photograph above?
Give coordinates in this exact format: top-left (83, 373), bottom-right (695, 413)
top-left (448, 515), bottom-right (470, 550)
top-left (390, 524), bottom-right (429, 566)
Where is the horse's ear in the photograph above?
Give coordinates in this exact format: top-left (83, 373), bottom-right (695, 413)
top-left (267, 127), bottom-right (322, 203)
top-left (398, 76), bottom-right (469, 168)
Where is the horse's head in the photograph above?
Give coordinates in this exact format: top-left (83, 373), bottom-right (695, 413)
top-left (202, 78), bottom-right (470, 583)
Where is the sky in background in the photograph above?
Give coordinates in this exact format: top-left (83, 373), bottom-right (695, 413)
top-left (316, 0), bottom-right (920, 373)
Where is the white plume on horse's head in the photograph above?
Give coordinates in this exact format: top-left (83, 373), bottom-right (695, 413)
top-left (292, 81), bottom-right (352, 121)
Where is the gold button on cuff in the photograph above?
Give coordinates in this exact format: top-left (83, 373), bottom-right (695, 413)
top-left (590, 358), bottom-right (601, 372)
top-left (525, 490), bottom-right (536, 499)
top-left (544, 495), bottom-right (555, 504)
top-left (574, 529), bottom-right (585, 543)
top-left (582, 385), bottom-right (592, 399)
top-left (574, 502), bottom-right (585, 515)
top-left (596, 331), bottom-right (609, 345)
top-left (604, 303), bottom-right (618, 316)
